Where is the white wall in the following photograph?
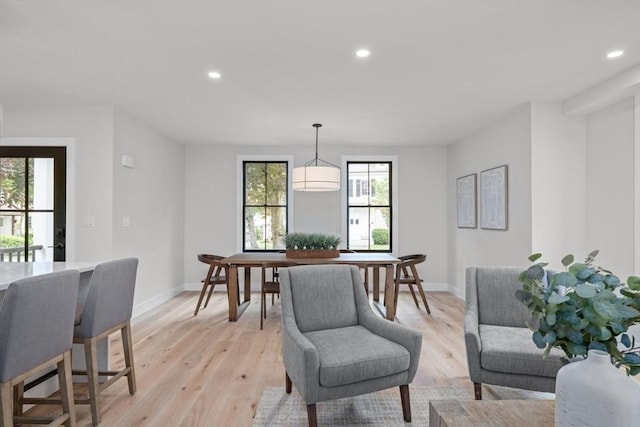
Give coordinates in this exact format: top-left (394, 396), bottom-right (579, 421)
top-left (531, 102), bottom-right (587, 267)
top-left (3, 106), bottom-right (115, 261)
top-left (3, 105), bottom-right (185, 315)
top-left (447, 104), bottom-right (534, 298)
top-left (447, 94), bottom-right (638, 298)
top-left (113, 109), bottom-right (186, 314)
top-left (585, 98), bottom-right (636, 279)
top-left (183, 142), bottom-right (448, 291)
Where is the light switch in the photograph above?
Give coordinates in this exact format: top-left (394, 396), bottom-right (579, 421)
top-left (82, 216), bottom-right (95, 227)
top-left (123, 216), bottom-right (131, 227)
top-left (121, 154), bottom-right (135, 168)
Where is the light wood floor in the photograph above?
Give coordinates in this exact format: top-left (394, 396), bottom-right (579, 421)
top-left (28, 290), bottom-right (470, 426)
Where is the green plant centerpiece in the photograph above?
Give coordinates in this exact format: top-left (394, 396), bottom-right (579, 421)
top-left (517, 250), bottom-right (640, 375)
top-left (284, 232), bottom-right (341, 258)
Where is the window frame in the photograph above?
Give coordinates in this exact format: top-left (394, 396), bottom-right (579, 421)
top-left (341, 156), bottom-right (398, 253)
top-left (236, 155), bottom-right (294, 253)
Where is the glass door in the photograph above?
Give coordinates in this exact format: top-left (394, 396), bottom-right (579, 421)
top-left (0, 146), bottom-right (66, 262)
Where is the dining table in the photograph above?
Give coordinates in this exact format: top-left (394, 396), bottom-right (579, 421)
top-left (221, 252), bottom-right (401, 322)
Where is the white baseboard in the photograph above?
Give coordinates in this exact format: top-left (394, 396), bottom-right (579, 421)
top-left (449, 284), bottom-right (465, 300)
top-left (423, 281), bottom-right (449, 292)
top-left (184, 281), bottom-right (202, 292)
top-left (132, 285), bottom-right (184, 319)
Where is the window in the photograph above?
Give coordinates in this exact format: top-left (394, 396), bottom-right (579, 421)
top-left (243, 161), bottom-right (288, 251)
top-left (346, 161), bottom-right (392, 251)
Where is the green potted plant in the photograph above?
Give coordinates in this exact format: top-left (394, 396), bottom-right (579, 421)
top-left (284, 232), bottom-right (341, 258)
top-left (517, 249), bottom-right (640, 372)
top-left (517, 250), bottom-right (640, 425)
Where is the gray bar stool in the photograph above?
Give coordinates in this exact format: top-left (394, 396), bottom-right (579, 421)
top-left (0, 270), bottom-right (80, 427)
top-left (72, 258), bottom-right (138, 426)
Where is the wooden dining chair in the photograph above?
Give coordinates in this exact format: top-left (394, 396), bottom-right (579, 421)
top-left (195, 254), bottom-right (233, 316)
top-left (394, 254), bottom-right (429, 313)
top-left (260, 261), bottom-right (294, 330)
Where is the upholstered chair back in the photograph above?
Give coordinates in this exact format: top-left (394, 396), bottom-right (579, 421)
top-left (75, 258), bottom-right (138, 338)
top-left (469, 267), bottom-right (531, 328)
top-left (0, 270), bottom-right (79, 382)
top-left (284, 264), bottom-right (361, 333)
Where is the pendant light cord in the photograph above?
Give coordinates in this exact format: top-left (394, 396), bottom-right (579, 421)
top-left (315, 125), bottom-right (319, 166)
top-left (303, 123), bottom-right (339, 169)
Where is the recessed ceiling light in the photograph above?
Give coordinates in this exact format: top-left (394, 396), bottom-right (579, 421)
top-left (356, 49), bottom-right (370, 58)
top-left (208, 71), bottom-right (221, 79)
top-left (606, 50), bottom-right (624, 59)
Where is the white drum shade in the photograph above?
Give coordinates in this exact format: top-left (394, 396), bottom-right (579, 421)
top-left (292, 165), bottom-right (340, 191)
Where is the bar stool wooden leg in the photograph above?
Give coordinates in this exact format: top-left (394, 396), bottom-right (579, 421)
top-left (12, 382), bottom-right (23, 416)
top-left (83, 338), bottom-right (101, 426)
top-left (1, 381), bottom-right (13, 427)
top-left (122, 322), bottom-right (137, 394)
top-left (58, 350), bottom-right (76, 427)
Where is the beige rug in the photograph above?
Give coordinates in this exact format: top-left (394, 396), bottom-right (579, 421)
top-left (252, 382), bottom-right (553, 426)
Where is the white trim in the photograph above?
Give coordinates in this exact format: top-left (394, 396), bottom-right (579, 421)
top-left (235, 155), bottom-right (294, 253)
top-left (563, 65), bottom-right (640, 115)
top-left (635, 94), bottom-right (640, 276)
top-left (0, 137), bottom-right (76, 260)
top-left (341, 155), bottom-right (399, 255)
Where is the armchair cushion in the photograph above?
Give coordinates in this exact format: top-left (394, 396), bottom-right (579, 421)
top-left (305, 325), bottom-right (410, 387)
top-left (479, 325), bottom-right (566, 378)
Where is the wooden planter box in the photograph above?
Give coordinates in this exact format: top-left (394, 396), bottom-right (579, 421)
top-left (285, 249), bottom-right (340, 259)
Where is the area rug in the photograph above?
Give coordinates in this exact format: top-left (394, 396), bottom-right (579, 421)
top-left (252, 382), bottom-right (553, 426)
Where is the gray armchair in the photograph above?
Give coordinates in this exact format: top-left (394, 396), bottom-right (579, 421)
top-left (280, 264), bottom-right (422, 426)
top-left (464, 267), bottom-right (567, 399)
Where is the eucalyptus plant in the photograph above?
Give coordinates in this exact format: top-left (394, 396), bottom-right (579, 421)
top-left (517, 250), bottom-right (640, 375)
top-left (284, 232), bottom-right (341, 250)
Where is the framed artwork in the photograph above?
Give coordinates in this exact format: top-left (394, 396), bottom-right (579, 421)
top-left (456, 173), bottom-right (477, 228)
top-left (480, 165), bottom-right (508, 230)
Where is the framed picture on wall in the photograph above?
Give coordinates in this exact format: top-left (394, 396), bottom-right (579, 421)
top-left (456, 173), bottom-right (477, 228)
top-left (480, 165), bottom-right (508, 230)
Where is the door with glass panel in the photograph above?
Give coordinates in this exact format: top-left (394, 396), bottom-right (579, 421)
top-left (0, 146), bottom-right (66, 262)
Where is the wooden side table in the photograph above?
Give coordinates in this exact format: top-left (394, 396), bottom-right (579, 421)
top-left (429, 399), bottom-right (555, 427)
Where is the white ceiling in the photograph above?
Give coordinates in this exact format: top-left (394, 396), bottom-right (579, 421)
top-left (1, 0), bottom-right (639, 147)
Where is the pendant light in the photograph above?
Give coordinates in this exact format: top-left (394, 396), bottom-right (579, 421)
top-left (292, 123), bottom-right (341, 191)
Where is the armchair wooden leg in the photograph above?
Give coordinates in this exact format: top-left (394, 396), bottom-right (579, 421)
top-left (474, 382), bottom-right (482, 400)
top-left (285, 372), bottom-right (292, 394)
top-left (306, 404), bottom-right (317, 427)
top-left (399, 384), bottom-right (411, 422)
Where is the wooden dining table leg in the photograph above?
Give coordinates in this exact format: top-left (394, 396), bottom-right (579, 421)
top-left (226, 264), bottom-right (252, 322)
top-left (243, 267), bottom-right (252, 303)
top-left (228, 265), bottom-right (239, 321)
top-left (384, 264), bottom-right (395, 320)
top-left (372, 267), bottom-right (380, 302)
